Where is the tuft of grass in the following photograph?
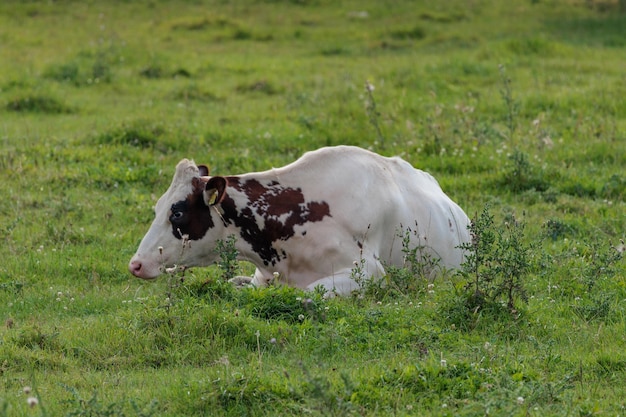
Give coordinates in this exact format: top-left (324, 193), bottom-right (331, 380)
top-left (94, 121), bottom-right (164, 148)
top-left (139, 65), bottom-right (165, 79)
top-left (239, 285), bottom-right (326, 324)
top-left (44, 57), bottom-right (113, 86)
top-left (91, 120), bottom-right (193, 152)
top-left (572, 293), bottom-right (613, 322)
top-left (390, 26), bottom-right (427, 40)
top-left (601, 173), bottom-right (625, 200)
top-left (543, 218), bottom-right (575, 241)
top-left (6, 94), bottom-right (74, 114)
top-left (578, 240), bottom-right (624, 292)
top-left (501, 150), bottom-right (550, 192)
top-left (61, 386), bottom-right (159, 417)
top-left (44, 62), bottom-right (81, 84)
top-left (170, 84), bottom-right (222, 103)
top-left (235, 80), bottom-right (281, 95)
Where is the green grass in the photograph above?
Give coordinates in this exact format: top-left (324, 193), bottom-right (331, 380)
top-left (0, 0), bottom-right (625, 415)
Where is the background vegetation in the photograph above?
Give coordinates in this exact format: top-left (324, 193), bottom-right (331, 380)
top-left (0, 0), bottom-right (624, 415)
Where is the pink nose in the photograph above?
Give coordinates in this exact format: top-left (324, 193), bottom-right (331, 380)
top-left (129, 260), bottom-right (143, 276)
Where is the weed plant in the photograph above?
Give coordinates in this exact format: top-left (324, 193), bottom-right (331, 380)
top-left (498, 64), bottom-right (519, 141)
top-left (215, 234), bottom-right (240, 281)
top-left (448, 205), bottom-right (531, 329)
top-left (365, 227), bottom-right (443, 301)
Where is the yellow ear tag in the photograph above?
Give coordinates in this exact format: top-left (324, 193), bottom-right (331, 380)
top-left (208, 190), bottom-right (218, 205)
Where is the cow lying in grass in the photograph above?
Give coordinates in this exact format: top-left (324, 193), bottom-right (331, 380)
top-left (129, 146), bottom-right (470, 296)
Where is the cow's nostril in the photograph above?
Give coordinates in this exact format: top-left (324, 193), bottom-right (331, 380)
top-left (129, 260), bottom-right (142, 276)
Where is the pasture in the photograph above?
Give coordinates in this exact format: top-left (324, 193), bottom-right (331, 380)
top-left (0, 0), bottom-right (625, 415)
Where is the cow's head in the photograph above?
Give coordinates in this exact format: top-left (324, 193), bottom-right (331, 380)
top-left (128, 159), bottom-right (227, 279)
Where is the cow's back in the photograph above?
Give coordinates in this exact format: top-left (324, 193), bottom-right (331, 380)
top-left (249, 146), bottom-right (470, 270)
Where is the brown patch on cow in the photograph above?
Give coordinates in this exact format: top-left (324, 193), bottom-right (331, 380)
top-left (222, 178), bottom-right (331, 266)
top-left (169, 177), bottom-right (214, 240)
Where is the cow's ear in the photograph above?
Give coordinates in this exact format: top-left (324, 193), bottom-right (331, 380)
top-left (204, 176), bottom-right (227, 206)
top-left (198, 165), bottom-right (209, 177)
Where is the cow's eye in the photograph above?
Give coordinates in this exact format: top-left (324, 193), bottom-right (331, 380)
top-left (170, 201), bottom-right (188, 224)
top-left (170, 211), bottom-right (184, 222)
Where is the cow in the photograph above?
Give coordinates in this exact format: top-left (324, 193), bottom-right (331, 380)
top-left (128, 146), bottom-right (471, 296)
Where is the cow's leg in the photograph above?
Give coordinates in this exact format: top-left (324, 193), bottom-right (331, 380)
top-left (304, 271), bottom-right (359, 296)
top-left (250, 268), bottom-right (275, 287)
top-left (228, 275), bottom-right (253, 287)
top-left (306, 257), bottom-right (386, 297)
top-left (229, 268), bottom-right (273, 288)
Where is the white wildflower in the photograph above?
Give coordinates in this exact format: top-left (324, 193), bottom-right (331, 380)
top-left (27, 397), bottom-right (39, 408)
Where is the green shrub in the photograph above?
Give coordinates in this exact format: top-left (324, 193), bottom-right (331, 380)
top-left (456, 206), bottom-right (531, 312)
top-left (215, 234), bottom-right (240, 281)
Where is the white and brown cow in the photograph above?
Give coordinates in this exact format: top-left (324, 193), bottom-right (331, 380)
top-left (129, 146), bottom-right (470, 295)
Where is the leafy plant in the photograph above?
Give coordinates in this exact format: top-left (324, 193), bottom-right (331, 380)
top-left (456, 205), bottom-right (531, 312)
top-left (398, 226), bottom-right (442, 281)
top-left (579, 240), bottom-right (623, 292)
top-left (215, 234), bottom-right (240, 281)
top-left (375, 227), bottom-right (442, 299)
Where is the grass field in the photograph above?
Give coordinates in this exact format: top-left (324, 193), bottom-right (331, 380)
top-left (0, 0), bottom-right (625, 415)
